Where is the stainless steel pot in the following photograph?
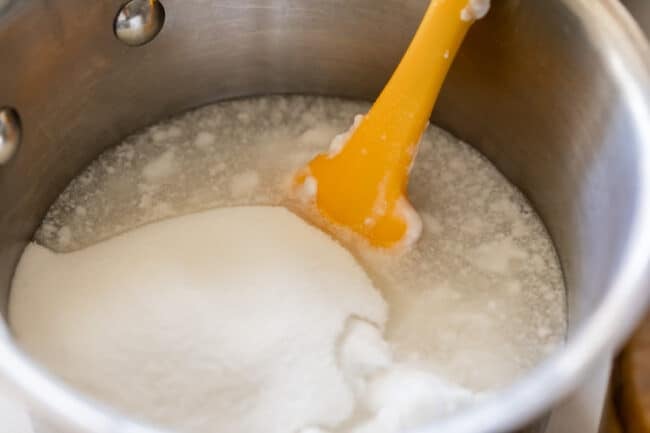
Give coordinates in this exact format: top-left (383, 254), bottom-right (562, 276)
top-left (623, 0), bottom-right (650, 36)
top-left (1, 1), bottom-right (649, 432)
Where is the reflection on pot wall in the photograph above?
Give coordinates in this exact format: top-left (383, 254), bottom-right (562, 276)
top-left (622, 0), bottom-right (650, 36)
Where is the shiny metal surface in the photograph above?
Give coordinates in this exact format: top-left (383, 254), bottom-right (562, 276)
top-left (622, 0), bottom-right (650, 36)
top-left (0, 107), bottom-right (20, 165)
top-left (0, 0), bottom-right (11, 13)
top-left (114, 0), bottom-right (165, 46)
top-left (0, 1), bottom-right (649, 433)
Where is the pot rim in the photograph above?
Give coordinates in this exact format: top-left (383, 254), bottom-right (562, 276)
top-left (424, 1), bottom-right (650, 431)
top-left (1, 1), bottom-right (650, 432)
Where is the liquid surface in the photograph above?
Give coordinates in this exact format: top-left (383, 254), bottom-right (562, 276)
top-left (11, 96), bottom-right (566, 432)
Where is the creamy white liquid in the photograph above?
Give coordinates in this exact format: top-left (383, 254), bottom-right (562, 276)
top-left (11, 96), bottom-right (566, 433)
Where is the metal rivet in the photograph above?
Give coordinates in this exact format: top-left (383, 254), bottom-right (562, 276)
top-left (0, 107), bottom-right (21, 165)
top-left (114, 0), bottom-right (165, 47)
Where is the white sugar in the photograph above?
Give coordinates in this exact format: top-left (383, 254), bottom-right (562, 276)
top-left (13, 96), bottom-right (566, 433)
top-left (11, 207), bottom-right (388, 433)
top-left (12, 207), bottom-right (476, 433)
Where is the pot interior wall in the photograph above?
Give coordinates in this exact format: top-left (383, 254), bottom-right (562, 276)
top-left (623, 0), bottom-right (650, 36)
top-left (0, 0), bottom-right (643, 345)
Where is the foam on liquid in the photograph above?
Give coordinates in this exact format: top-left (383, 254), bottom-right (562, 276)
top-left (12, 96), bottom-right (566, 432)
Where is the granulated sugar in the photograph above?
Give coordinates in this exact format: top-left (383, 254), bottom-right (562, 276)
top-left (12, 207), bottom-right (390, 433)
top-left (9, 96), bottom-right (566, 433)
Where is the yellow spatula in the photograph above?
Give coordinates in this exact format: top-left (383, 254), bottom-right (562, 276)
top-left (294, 0), bottom-right (488, 248)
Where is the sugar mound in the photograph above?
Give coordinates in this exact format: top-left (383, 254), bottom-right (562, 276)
top-left (355, 367), bottom-right (476, 432)
top-left (11, 206), bottom-right (481, 433)
top-left (11, 207), bottom-right (392, 433)
top-left (335, 320), bottom-right (478, 433)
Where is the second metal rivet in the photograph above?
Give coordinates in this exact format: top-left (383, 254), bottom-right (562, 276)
top-left (114, 0), bottom-right (165, 47)
top-left (0, 107), bottom-right (21, 165)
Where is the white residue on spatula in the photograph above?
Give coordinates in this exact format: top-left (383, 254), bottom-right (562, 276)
top-left (461, 0), bottom-right (491, 21)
